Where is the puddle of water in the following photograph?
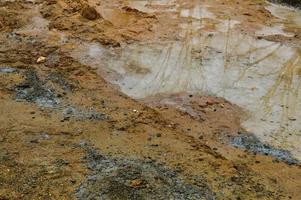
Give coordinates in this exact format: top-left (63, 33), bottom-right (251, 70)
top-left (72, 13), bottom-right (301, 160)
top-left (215, 19), bottom-right (240, 33)
top-left (128, 0), bottom-right (177, 13)
top-left (256, 24), bottom-right (295, 37)
top-left (266, 2), bottom-right (301, 28)
top-left (180, 5), bottom-right (215, 19)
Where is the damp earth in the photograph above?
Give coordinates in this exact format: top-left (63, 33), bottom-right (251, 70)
top-left (1, 0), bottom-right (301, 199)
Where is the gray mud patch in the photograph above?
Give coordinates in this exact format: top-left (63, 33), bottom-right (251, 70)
top-left (46, 72), bottom-right (74, 92)
top-left (0, 67), bottom-right (17, 74)
top-left (231, 134), bottom-right (299, 165)
top-left (15, 70), bottom-right (60, 108)
top-left (62, 106), bottom-right (110, 122)
top-left (77, 144), bottom-right (216, 200)
top-left (13, 69), bottom-right (109, 121)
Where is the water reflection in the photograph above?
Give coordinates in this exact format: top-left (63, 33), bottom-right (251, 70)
top-left (72, 2), bottom-right (301, 160)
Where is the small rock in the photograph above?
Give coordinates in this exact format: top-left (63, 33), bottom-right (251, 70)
top-left (75, 129), bottom-right (83, 135)
top-left (39, 132), bottom-right (50, 140)
top-left (243, 12), bottom-right (252, 16)
top-left (36, 56), bottom-right (46, 64)
top-left (55, 159), bottom-right (69, 166)
top-left (117, 127), bottom-right (126, 131)
top-left (30, 139), bottom-right (39, 144)
top-left (156, 133), bottom-right (162, 137)
top-left (130, 179), bottom-right (143, 188)
top-left (81, 5), bottom-right (101, 20)
top-left (63, 116), bottom-right (70, 121)
top-left (63, 107), bottom-right (76, 115)
top-left (206, 99), bottom-right (216, 106)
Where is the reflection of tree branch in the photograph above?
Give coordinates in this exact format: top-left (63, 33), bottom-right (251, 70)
top-left (249, 44), bottom-right (281, 66)
top-left (261, 50), bottom-right (301, 121)
top-left (254, 70), bottom-right (281, 77)
top-left (233, 44), bottom-right (282, 83)
top-left (224, 18), bottom-right (231, 71)
top-left (234, 43), bottom-right (276, 58)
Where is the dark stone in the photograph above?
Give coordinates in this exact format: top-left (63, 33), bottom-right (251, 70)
top-left (81, 5), bottom-right (101, 20)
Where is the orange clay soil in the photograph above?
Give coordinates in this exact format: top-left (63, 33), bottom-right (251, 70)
top-left (0, 0), bottom-right (301, 199)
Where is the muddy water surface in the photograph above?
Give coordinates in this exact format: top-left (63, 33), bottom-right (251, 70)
top-left (267, 2), bottom-right (301, 28)
top-left (72, 1), bottom-right (301, 160)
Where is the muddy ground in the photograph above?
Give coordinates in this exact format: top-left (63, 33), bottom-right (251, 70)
top-left (1, 0), bottom-right (301, 199)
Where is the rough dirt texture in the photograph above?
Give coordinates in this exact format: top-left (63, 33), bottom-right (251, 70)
top-left (0, 0), bottom-right (301, 200)
top-left (77, 144), bottom-right (215, 200)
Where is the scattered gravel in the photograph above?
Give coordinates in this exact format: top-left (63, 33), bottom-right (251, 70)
top-left (15, 70), bottom-right (60, 108)
top-left (231, 134), bottom-right (299, 165)
top-left (77, 144), bottom-right (216, 200)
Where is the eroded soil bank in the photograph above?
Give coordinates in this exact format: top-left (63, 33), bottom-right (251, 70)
top-left (1, 0), bottom-right (301, 199)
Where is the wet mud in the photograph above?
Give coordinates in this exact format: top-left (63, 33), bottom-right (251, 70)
top-left (73, 0), bottom-right (301, 161)
top-left (1, 0), bottom-right (301, 199)
top-left (15, 70), bottom-right (60, 108)
top-left (77, 144), bottom-right (215, 200)
top-left (62, 106), bottom-right (110, 122)
top-left (231, 134), bottom-right (299, 165)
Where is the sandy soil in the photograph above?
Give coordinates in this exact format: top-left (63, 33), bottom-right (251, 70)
top-left (1, 0), bottom-right (301, 199)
